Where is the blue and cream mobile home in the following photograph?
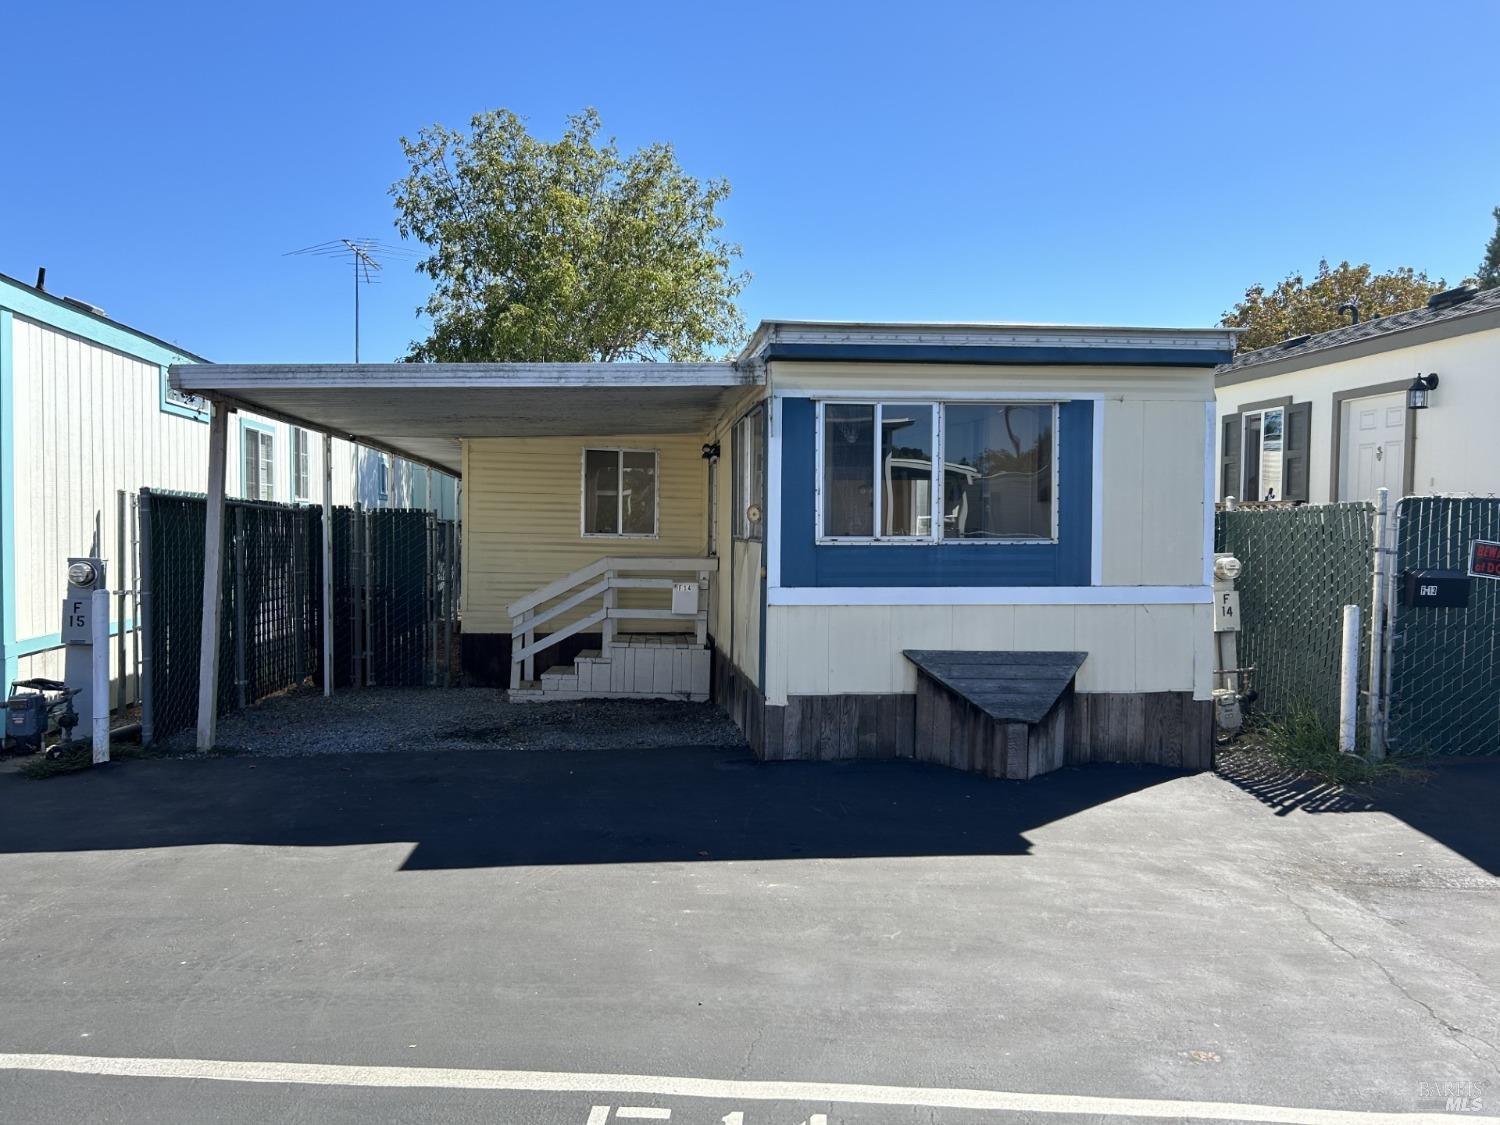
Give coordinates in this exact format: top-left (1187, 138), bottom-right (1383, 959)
top-left (173, 318), bottom-right (1236, 775)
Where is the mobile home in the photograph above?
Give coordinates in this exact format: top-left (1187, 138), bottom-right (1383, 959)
top-left (174, 318), bottom-right (1235, 775)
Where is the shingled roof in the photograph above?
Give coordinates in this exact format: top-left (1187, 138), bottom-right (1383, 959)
top-left (1219, 284), bottom-right (1500, 379)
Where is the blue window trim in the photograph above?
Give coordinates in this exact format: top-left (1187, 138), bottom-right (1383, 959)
top-left (1, 309), bottom-right (17, 691)
top-left (160, 364), bottom-right (210, 422)
top-left (778, 396), bottom-right (1093, 588)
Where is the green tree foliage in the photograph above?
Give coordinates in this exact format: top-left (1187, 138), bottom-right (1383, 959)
top-left (1478, 205), bottom-right (1500, 289)
top-left (392, 109), bottom-right (747, 362)
top-left (1220, 260), bottom-right (1445, 353)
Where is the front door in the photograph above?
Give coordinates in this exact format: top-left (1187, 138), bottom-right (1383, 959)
top-left (1340, 392), bottom-right (1406, 502)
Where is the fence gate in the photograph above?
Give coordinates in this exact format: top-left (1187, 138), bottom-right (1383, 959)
top-left (1388, 497), bottom-right (1500, 756)
top-left (1214, 503), bottom-right (1374, 728)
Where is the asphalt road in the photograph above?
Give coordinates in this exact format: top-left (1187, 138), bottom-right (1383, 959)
top-left (1, 744), bottom-right (1496, 1124)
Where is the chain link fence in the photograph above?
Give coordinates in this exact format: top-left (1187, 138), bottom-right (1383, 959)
top-left (1389, 497), bottom-right (1500, 756)
top-left (1214, 503), bottom-right (1373, 729)
top-left (139, 490), bottom-right (459, 744)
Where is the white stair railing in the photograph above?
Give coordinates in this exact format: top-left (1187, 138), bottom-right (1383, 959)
top-left (507, 557), bottom-right (713, 690)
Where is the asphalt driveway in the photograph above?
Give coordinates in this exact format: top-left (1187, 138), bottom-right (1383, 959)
top-left (0, 743), bottom-right (1496, 1124)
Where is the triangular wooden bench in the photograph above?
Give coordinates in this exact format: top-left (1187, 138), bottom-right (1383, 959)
top-left (904, 650), bottom-right (1088, 780)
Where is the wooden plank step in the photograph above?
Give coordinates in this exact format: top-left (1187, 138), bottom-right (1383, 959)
top-left (903, 650), bottom-right (1086, 724)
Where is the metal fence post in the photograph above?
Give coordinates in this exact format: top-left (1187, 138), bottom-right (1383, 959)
top-left (138, 491), bottom-right (155, 746)
top-left (1368, 487), bottom-right (1390, 759)
top-left (1382, 497), bottom-right (1404, 753)
top-left (234, 505), bottom-right (248, 710)
top-left (445, 520), bottom-right (456, 689)
top-left (115, 489), bottom-right (128, 721)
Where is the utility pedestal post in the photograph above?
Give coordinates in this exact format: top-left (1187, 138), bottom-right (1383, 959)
top-left (61, 557), bottom-right (109, 762)
top-left (195, 402), bottom-right (231, 751)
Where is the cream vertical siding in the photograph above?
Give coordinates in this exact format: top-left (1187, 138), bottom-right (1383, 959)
top-left (10, 316), bottom-right (209, 646)
top-left (1099, 397), bottom-right (1208, 586)
top-left (5, 312), bottom-right (457, 696)
top-left (462, 433), bottom-right (711, 635)
top-left (1216, 324), bottom-right (1500, 503)
top-left (763, 602), bottom-right (1214, 707)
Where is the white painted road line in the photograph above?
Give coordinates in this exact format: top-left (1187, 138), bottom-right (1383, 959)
top-left (0, 1053), bottom-right (1494, 1125)
top-left (616, 1109), bottom-right (672, 1119)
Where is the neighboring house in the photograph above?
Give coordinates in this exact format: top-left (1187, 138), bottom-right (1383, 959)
top-left (1215, 284), bottom-right (1500, 505)
top-left (173, 319), bottom-right (1237, 776)
top-left (0, 271), bottom-right (457, 692)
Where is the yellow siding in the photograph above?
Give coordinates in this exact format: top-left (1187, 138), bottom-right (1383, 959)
top-left (764, 602), bottom-right (1208, 706)
top-left (462, 434), bottom-right (711, 634)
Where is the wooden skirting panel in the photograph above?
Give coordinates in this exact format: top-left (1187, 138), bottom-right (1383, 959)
top-left (763, 694), bottom-right (915, 762)
top-left (756, 689), bottom-right (1212, 776)
top-left (713, 646), bottom-right (766, 757)
top-left (1066, 692), bottom-right (1215, 771)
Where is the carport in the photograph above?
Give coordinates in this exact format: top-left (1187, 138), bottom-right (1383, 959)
top-left (169, 361), bottom-right (760, 749)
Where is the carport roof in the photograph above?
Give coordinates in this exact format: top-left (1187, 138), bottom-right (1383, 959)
top-left (168, 362), bottom-right (758, 475)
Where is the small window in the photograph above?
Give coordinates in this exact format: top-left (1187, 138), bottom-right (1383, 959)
top-left (582, 448), bottom-right (658, 537)
top-left (1242, 406), bottom-right (1284, 502)
top-left (817, 401), bottom-right (1056, 542)
top-left (243, 427), bottom-right (274, 501)
top-left (376, 454), bottom-right (390, 504)
top-left (291, 428), bottom-right (311, 501)
top-left (732, 407), bottom-right (765, 541)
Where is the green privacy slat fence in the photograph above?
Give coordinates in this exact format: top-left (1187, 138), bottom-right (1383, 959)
top-left (140, 490), bottom-right (458, 744)
top-left (1214, 503), bottom-right (1374, 730)
top-left (1388, 497), bottom-right (1500, 756)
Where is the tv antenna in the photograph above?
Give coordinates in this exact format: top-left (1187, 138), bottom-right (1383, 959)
top-left (285, 238), bottom-right (412, 362)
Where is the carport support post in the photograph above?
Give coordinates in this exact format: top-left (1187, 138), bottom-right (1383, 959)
top-left (321, 434), bottom-right (334, 697)
top-left (195, 402), bottom-right (231, 752)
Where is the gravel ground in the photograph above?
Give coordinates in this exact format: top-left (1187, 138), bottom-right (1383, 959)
top-left (157, 686), bottom-right (747, 757)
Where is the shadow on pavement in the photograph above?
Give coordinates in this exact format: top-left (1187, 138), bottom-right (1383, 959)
top-left (1217, 750), bottom-right (1500, 875)
top-left (0, 747), bottom-right (1185, 870)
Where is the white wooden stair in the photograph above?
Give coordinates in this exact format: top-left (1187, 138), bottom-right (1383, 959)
top-left (505, 557), bottom-right (715, 704)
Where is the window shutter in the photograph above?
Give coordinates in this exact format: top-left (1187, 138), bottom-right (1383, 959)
top-left (1220, 413), bottom-right (1242, 500)
top-left (1283, 401), bottom-right (1312, 502)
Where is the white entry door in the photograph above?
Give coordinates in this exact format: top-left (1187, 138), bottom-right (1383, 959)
top-left (1340, 392), bottom-right (1406, 502)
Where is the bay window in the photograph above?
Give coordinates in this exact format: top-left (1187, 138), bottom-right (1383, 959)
top-left (817, 401), bottom-right (1056, 543)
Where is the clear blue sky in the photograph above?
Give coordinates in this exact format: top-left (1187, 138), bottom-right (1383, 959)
top-left (6, 0), bottom-right (1498, 363)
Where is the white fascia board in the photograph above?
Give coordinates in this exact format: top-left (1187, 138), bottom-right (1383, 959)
top-left (767, 586), bottom-right (1212, 607)
top-left (746, 322), bottom-right (1240, 356)
top-left (171, 362), bottom-right (756, 394)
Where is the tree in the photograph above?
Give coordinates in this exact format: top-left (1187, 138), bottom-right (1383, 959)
top-left (1478, 205), bottom-right (1500, 290)
top-left (1220, 260), bottom-right (1445, 353)
top-left (392, 109), bottom-right (747, 363)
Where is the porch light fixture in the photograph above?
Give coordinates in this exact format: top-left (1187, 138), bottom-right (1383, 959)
top-left (701, 441), bottom-right (721, 461)
top-left (1406, 373), bottom-right (1439, 410)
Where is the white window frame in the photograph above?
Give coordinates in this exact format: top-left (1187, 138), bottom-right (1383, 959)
top-left (291, 427), bottom-right (311, 502)
top-left (242, 424), bottom-right (275, 502)
top-left (814, 399), bottom-right (1060, 546)
top-left (1239, 405), bottom-right (1285, 502)
top-left (580, 446), bottom-right (661, 539)
top-left (733, 406), bottom-right (766, 542)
